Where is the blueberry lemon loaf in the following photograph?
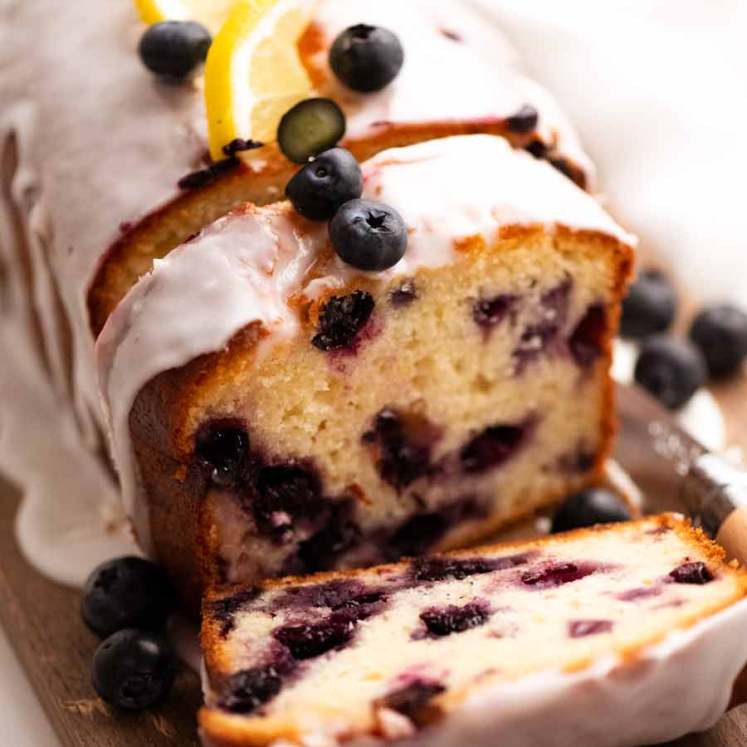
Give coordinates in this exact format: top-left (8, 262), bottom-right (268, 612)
top-left (88, 0), bottom-right (593, 335)
top-left (97, 134), bottom-right (634, 606)
top-left (1, 0), bottom-right (593, 584)
top-left (200, 515), bottom-right (747, 747)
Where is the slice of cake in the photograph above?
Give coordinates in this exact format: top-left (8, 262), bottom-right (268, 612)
top-left (96, 134), bottom-right (633, 607)
top-left (199, 515), bottom-right (747, 747)
top-left (87, 0), bottom-right (593, 336)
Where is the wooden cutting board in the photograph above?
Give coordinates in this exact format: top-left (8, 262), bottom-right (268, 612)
top-left (0, 379), bottom-right (745, 745)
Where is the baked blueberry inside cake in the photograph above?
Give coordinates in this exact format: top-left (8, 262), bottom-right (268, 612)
top-left (199, 515), bottom-right (747, 747)
top-left (96, 134), bottom-right (633, 606)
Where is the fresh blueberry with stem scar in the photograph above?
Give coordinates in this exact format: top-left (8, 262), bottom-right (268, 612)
top-left (634, 336), bottom-right (706, 409)
top-left (138, 21), bottom-right (212, 79)
top-left (330, 199), bottom-right (407, 271)
top-left (277, 98), bottom-right (346, 164)
top-left (329, 24), bottom-right (404, 93)
top-left (91, 629), bottom-right (177, 710)
top-left (689, 304), bottom-right (747, 378)
top-left (286, 148), bottom-right (363, 221)
top-left (81, 556), bottom-right (173, 637)
top-left (551, 487), bottom-right (631, 534)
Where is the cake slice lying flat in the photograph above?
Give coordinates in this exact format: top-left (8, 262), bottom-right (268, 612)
top-left (87, 0), bottom-right (592, 335)
top-left (96, 134), bottom-right (633, 607)
top-left (200, 515), bottom-right (747, 747)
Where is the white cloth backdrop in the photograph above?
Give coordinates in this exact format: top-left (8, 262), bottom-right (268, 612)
top-left (472, 0), bottom-right (747, 302)
top-left (2, 2), bottom-right (746, 743)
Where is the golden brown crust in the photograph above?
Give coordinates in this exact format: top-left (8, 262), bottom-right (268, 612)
top-left (126, 226), bottom-right (632, 613)
top-left (198, 514), bottom-right (747, 747)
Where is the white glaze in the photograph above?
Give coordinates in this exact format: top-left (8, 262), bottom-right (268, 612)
top-left (0, 0), bottom-right (207, 583)
top-left (334, 598), bottom-right (747, 747)
top-left (0, 0), bottom-right (596, 584)
top-left (97, 134), bottom-right (634, 552)
top-left (312, 0), bottom-right (593, 182)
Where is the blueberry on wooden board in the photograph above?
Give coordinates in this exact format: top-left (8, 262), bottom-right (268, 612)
top-left (81, 556), bottom-right (173, 637)
top-left (91, 629), bottom-right (177, 710)
top-left (551, 487), bottom-right (631, 534)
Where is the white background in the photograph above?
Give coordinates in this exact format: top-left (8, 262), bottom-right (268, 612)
top-left (2, 1), bottom-right (746, 743)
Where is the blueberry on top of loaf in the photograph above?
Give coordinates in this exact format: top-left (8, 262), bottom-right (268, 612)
top-left (199, 515), bottom-right (747, 747)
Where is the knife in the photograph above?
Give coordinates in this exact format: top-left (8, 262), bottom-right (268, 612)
top-left (615, 382), bottom-right (747, 565)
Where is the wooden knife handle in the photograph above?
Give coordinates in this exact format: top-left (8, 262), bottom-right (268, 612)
top-left (684, 454), bottom-right (747, 566)
top-left (717, 509), bottom-right (747, 567)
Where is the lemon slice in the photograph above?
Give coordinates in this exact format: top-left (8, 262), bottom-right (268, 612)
top-left (204, 0), bottom-right (314, 160)
top-left (134, 0), bottom-right (240, 35)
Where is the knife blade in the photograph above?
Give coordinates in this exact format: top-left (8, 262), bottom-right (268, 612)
top-left (615, 382), bottom-right (747, 564)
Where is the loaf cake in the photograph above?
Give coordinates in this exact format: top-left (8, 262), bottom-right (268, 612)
top-left (96, 134), bottom-right (634, 607)
top-left (0, 0), bottom-right (601, 585)
top-left (199, 515), bottom-right (747, 747)
top-left (87, 0), bottom-right (593, 336)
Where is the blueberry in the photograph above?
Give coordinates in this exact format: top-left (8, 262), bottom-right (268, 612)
top-left (412, 553), bottom-right (529, 583)
top-left (551, 487), bottom-right (631, 534)
top-left (569, 305), bottom-right (606, 367)
top-left (506, 105), bottom-right (539, 134)
top-left (329, 24), bottom-right (404, 93)
top-left (377, 681), bottom-right (445, 726)
top-left (386, 499), bottom-right (482, 559)
top-left (91, 629), bottom-right (177, 710)
top-left (286, 148), bottom-right (363, 221)
top-left (568, 620), bottom-right (613, 638)
top-left (195, 424), bottom-right (249, 486)
top-left (218, 667), bottom-right (284, 714)
top-left (460, 424), bottom-right (526, 474)
top-left (277, 98), bottom-right (346, 164)
top-left (311, 291), bottom-right (375, 351)
top-left (273, 614), bottom-right (356, 659)
top-left (634, 336), bottom-right (706, 409)
top-left (521, 562), bottom-right (597, 589)
top-left (669, 561), bottom-right (713, 585)
top-left (362, 409), bottom-right (433, 490)
top-left (81, 557), bottom-right (173, 637)
top-left (390, 280), bottom-right (418, 307)
top-left (419, 601), bottom-right (491, 637)
top-left (330, 199), bottom-right (407, 271)
top-left (297, 501), bottom-right (361, 572)
top-left (689, 304), bottom-right (747, 378)
top-left (620, 270), bottom-right (677, 340)
top-left (138, 21), bottom-right (211, 79)
top-left (472, 294), bottom-right (516, 331)
top-left (253, 464), bottom-right (322, 539)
